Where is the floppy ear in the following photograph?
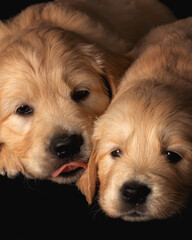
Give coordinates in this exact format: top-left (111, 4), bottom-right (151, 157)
top-left (102, 50), bottom-right (134, 97)
top-left (77, 140), bottom-right (99, 205)
top-left (80, 44), bottom-right (134, 97)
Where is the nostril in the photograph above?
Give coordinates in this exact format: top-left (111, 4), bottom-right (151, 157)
top-left (54, 142), bottom-right (68, 157)
top-left (121, 181), bottom-right (151, 206)
top-left (51, 134), bottom-right (84, 159)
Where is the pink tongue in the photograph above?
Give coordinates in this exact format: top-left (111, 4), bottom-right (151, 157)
top-left (52, 162), bottom-right (87, 178)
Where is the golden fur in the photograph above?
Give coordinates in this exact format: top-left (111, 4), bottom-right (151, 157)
top-left (77, 17), bottom-right (192, 221)
top-left (0, 0), bottom-right (175, 183)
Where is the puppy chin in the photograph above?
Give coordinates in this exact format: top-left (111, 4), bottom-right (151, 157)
top-left (100, 200), bottom-right (173, 222)
top-left (21, 156), bottom-right (88, 184)
top-left (99, 197), bottom-right (153, 222)
top-left (121, 213), bottom-right (152, 222)
top-left (50, 168), bottom-right (85, 184)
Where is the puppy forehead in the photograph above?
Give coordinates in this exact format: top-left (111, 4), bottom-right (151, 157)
top-left (96, 85), bottom-right (192, 149)
top-left (0, 31), bottom-right (100, 98)
top-left (0, 26), bottom-right (97, 77)
top-left (95, 107), bottom-right (133, 146)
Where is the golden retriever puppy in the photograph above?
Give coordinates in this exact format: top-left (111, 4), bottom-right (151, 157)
top-left (77, 17), bottom-right (192, 221)
top-left (0, 0), bottom-right (176, 183)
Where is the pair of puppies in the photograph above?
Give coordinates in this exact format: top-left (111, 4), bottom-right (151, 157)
top-left (78, 17), bottom-right (192, 221)
top-left (0, 0), bottom-right (175, 184)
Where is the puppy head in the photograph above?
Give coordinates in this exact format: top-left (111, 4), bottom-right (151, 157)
top-left (78, 81), bottom-right (192, 221)
top-left (0, 23), bottom-right (131, 183)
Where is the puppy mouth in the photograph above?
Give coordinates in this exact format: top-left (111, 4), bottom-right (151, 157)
top-left (51, 161), bottom-right (87, 178)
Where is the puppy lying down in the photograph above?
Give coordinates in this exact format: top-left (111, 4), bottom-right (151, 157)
top-left (0, 0), bottom-right (175, 184)
top-left (78, 17), bottom-right (192, 221)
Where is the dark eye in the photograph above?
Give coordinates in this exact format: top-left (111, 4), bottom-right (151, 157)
top-left (16, 105), bottom-right (33, 116)
top-left (163, 151), bottom-right (182, 163)
top-left (111, 149), bottom-right (122, 158)
top-left (72, 90), bottom-right (89, 102)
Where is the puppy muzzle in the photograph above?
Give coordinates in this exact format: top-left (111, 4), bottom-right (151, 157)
top-left (50, 133), bottom-right (83, 159)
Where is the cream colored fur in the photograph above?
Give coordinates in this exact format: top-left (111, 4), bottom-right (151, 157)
top-left (0, 0), bottom-right (175, 183)
top-left (78, 17), bottom-right (192, 221)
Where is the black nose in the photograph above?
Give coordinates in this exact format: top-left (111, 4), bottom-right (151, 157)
top-left (120, 181), bottom-right (151, 206)
top-left (51, 134), bottom-right (83, 159)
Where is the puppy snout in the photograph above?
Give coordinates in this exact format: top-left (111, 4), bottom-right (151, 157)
top-left (120, 181), bottom-right (151, 206)
top-left (51, 134), bottom-right (83, 159)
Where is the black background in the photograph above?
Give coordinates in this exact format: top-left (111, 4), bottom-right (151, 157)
top-left (0, 0), bottom-right (192, 237)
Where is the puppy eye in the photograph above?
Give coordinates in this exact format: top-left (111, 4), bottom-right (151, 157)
top-left (163, 151), bottom-right (182, 163)
top-left (72, 90), bottom-right (89, 102)
top-left (111, 149), bottom-right (122, 158)
top-left (16, 105), bottom-right (33, 116)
